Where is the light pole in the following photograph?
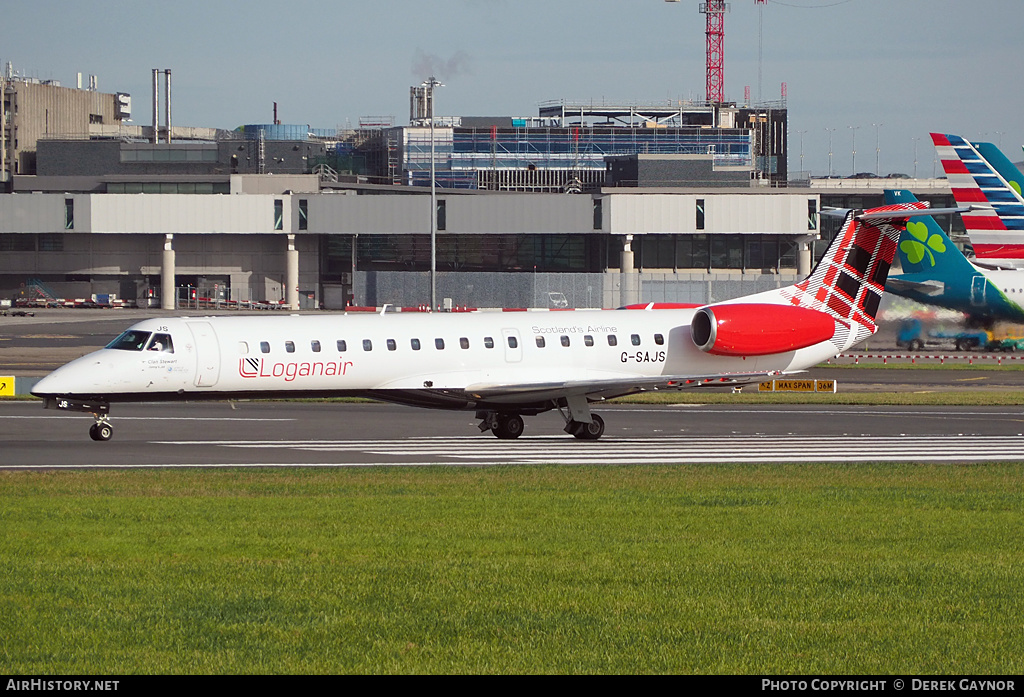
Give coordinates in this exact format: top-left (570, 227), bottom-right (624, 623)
top-left (849, 126), bottom-right (860, 176)
top-left (825, 127), bottom-right (836, 177)
top-left (872, 122), bottom-right (883, 176)
top-left (795, 129), bottom-right (807, 178)
top-left (422, 76), bottom-right (444, 311)
top-left (912, 136), bottom-right (920, 179)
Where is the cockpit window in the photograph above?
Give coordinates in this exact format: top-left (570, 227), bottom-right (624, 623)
top-left (146, 333), bottom-right (174, 353)
top-left (106, 330), bottom-right (151, 351)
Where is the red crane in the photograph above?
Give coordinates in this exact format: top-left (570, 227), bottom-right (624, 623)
top-left (700, 2), bottom-right (729, 104)
top-left (668, 1), bottom-right (769, 105)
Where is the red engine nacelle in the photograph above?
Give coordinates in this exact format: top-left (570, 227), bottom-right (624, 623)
top-left (691, 303), bottom-right (837, 356)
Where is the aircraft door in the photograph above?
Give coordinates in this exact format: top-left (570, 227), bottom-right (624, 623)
top-left (971, 276), bottom-right (987, 307)
top-left (187, 321), bottom-right (221, 387)
top-left (502, 328), bottom-right (523, 363)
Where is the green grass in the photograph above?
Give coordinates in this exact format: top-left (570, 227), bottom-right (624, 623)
top-left (2, 465), bottom-right (1023, 674)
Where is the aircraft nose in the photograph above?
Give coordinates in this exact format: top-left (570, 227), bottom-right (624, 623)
top-left (30, 373), bottom-right (58, 397)
top-left (31, 351), bottom-right (108, 397)
top-left (31, 364), bottom-right (82, 397)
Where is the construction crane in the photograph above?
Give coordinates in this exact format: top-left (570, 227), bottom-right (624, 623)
top-left (701, 1), bottom-right (729, 104)
top-left (665, 0), bottom-right (768, 105)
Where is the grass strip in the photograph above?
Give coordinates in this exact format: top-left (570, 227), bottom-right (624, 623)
top-left (2, 465), bottom-right (1023, 674)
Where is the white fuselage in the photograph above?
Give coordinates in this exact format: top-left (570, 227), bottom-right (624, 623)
top-left (31, 308), bottom-right (839, 410)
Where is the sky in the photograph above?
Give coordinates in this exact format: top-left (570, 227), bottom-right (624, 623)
top-left (4, 0), bottom-right (1023, 178)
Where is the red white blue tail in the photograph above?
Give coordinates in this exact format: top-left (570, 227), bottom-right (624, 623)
top-left (932, 132), bottom-right (1024, 262)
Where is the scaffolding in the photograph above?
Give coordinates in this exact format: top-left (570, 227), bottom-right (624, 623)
top-left (402, 124), bottom-right (754, 191)
top-left (537, 100), bottom-right (717, 127)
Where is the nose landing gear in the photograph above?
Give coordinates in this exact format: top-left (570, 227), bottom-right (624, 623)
top-left (89, 415), bottom-right (113, 442)
top-left (42, 397), bottom-right (113, 442)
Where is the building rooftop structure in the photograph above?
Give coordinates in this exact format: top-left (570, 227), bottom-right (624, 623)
top-left (390, 97), bottom-right (787, 192)
top-left (2, 64), bottom-right (131, 182)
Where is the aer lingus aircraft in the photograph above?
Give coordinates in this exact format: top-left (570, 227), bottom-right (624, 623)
top-left (33, 202), bottom-right (933, 442)
top-left (884, 189), bottom-right (1024, 326)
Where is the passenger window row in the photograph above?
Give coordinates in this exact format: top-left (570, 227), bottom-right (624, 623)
top-left (251, 336), bottom-right (495, 354)
top-left (245, 333), bottom-right (665, 354)
top-left (536, 333), bottom-right (665, 349)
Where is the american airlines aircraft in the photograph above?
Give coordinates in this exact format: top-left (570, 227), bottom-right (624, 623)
top-left (32, 202), bottom-right (933, 442)
top-left (932, 132), bottom-right (1024, 268)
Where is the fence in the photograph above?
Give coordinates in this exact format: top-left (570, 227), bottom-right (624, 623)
top-left (170, 286), bottom-right (291, 311)
top-left (354, 271), bottom-right (801, 310)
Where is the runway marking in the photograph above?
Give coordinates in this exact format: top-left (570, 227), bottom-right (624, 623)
top-left (150, 435), bottom-right (1024, 465)
top-left (4, 415), bottom-right (295, 422)
top-left (606, 407), bottom-right (1024, 417)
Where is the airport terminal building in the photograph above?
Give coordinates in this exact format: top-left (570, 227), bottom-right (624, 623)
top-left (0, 181), bottom-right (821, 309)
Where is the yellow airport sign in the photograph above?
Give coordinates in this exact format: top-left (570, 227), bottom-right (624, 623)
top-left (758, 379), bottom-right (836, 393)
top-left (0, 376), bottom-right (14, 396)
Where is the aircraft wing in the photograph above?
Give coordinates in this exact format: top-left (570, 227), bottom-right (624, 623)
top-left (464, 370), bottom-right (782, 404)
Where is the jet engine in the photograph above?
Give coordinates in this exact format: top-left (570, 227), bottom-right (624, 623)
top-left (690, 303), bottom-right (836, 356)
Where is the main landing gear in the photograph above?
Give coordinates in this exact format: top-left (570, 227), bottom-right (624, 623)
top-left (478, 411), bottom-right (526, 440)
top-left (559, 393), bottom-right (605, 440)
top-left (476, 401), bottom-right (606, 441)
top-left (565, 414), bottom-right (605, 441)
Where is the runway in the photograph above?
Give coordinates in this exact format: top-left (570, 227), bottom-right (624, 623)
top-left (6, 311), bottom-right (1024, 468)
top-left (4, 401), bottom-right (1024, 468)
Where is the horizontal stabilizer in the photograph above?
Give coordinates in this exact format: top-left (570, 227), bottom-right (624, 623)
top-left (971, 258), bottom-right (1024, 271)
top-left (857, 206), bottom-right (970, 220)
top-left (824, 205), bottom-right (970, 222)
top-left (885, 278), bottom-right (945, 296)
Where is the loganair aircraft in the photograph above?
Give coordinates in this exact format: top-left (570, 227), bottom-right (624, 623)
top-left (33, 203), bottom-right (935, 442)
top-left (932, 132), bottom-right (1024, 268)
top-left (884, 189), bottom-right (1024, 326)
